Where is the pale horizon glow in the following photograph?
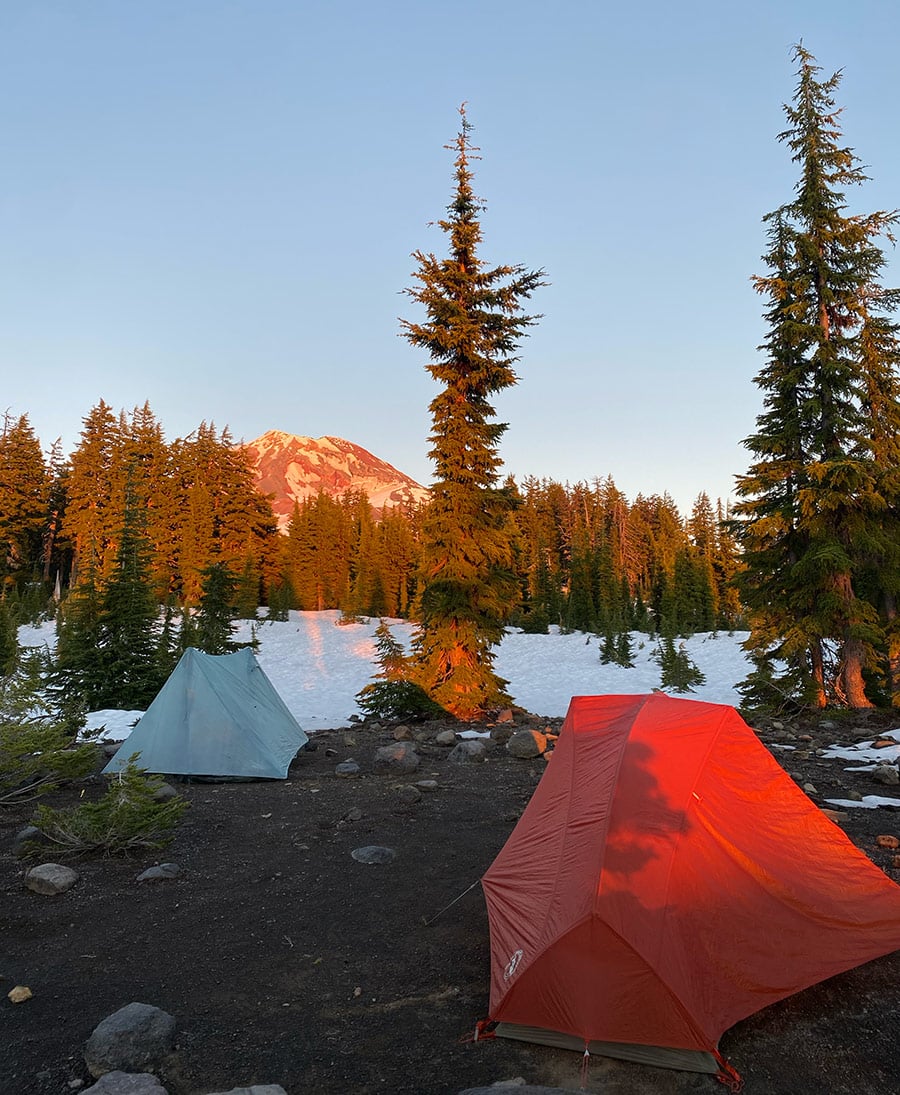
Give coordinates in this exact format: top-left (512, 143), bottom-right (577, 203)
top-left (3, 2), bottom-right (900, 514)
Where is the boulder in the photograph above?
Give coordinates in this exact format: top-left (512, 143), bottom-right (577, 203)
top-left (448, 740), bottom-right (487, 764)
top-left (350, 845), bottom-right (396, 864)
top-left (434, 729), bottom-right (457, 746)
top-left (25, 863), bottom-right (80, 895)
top-left (84, 1003), bottom-right (176, 1079)
top-left (506, 730), bottom-right (548, 759)
top-left (373, 742), bottom-right (420, 775)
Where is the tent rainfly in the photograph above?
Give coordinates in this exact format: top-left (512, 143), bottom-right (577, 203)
top-left (480, 693), bottom-right (900, 1086)
top-left (102, 647), bottom-right (308, 779)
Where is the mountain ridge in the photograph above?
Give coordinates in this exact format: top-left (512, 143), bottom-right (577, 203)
top-left (243, 429), bottom-right (430, 530)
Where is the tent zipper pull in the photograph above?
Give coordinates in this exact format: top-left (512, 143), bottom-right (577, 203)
top-left (580, 1045), bottom-right (590, 1089)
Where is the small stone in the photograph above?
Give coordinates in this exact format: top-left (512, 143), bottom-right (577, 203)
top-left (11, 825), bottom-right (44, 857)
top-left (415, 780), bottom-right (439, 792)
top-left (83, 1074), bottom-right (167, 1094)
top-left (204, 1087), bottom-right (288, 1095)
top-left (342, 733), bottom-right (357, 747)
top-left (397, 784), bottom-right (422, 805)
top-left (848, 790), bottom-right (864, 801)
top-left (434, 729), bottom-right (457, 746)
top-left (802, 783), bottom-right (818, 795)
top-left (873, 739), bottom-right (897, 749)
top-left (25, 863), bottom-right (79, 895)
top-left (820, 808), bottom-right (847, 823)
top-left (342, 807), bottom-right (364, 822)
top-left (392, 725), bottom-right (413, 741)
top-left (136, 863), bottom-right (181, 883)
top-left (8, 984), bottom-right (32, 1003)
top-left (351, 845), bottom-right (396, 865)
top-left (495, 708), bottom-right (515, 724)
top-left (873, 765), bottom-right (900, 786)
top-left (151, 782), bottom-right (178, 803)
top-left (892, 855), bottom-right (900, 869)
top-left (334, 760), bottom-right (361, 778)
top-left (876, 834), bottom-right (900, 849)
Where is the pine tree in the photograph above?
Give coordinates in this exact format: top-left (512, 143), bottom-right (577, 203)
top-left (0, 413), bottom-right (50, 588)
top-left (734, 45), bottom-right (900, 709)
top-left (92, 482), bottom-right (165, 708)
top-left (190, 562), bottom-right (239, 655)
top-left (401, 106), bottom-right (544, 718)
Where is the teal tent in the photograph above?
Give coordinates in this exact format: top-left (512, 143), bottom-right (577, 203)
top-left (102, 647), bottom-right (308, 779)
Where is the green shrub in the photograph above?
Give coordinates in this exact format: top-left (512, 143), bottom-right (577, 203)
top-left (28, 757), bottom-right (188, 856)
top-left (0, 650), bottom-right (97, 805)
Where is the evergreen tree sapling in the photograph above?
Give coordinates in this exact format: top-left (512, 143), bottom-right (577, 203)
top-left (401, 105), bottom-right (545, 718)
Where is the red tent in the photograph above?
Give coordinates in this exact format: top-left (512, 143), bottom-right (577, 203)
top-left (481, 694), bottom-right (900, 1082)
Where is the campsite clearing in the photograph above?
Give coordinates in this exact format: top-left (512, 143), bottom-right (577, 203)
top-left (3, 710), bottom-right (900, 1095)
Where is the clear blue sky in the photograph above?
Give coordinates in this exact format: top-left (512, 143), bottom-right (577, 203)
top-left (3, 1), bottom-right (899, 514)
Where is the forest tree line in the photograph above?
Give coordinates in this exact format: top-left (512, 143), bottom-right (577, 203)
top-left (0, 399), bottom-right (742, 643)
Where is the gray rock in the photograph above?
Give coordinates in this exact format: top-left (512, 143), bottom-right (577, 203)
top-left (151, 783), bottom-right (178, 803)
top-left (873, 764), bottom-right (900, 786)
top-left (434, 729), bottom-right (457, 746)
top-left (136, 863), bottom-right (181, 883)
top-left (204, 1087), bottom-right (288, 1095)
top-left (334, 759), bottom-right (361, 778)
top-left (489, 725), bottom-right (515, 744)
top-left (83, 1073), bottom-right (168, 1094)
top-left (392, 725), bottom-right (413, 740)
top-left (373, 741), bottom-right (420, 775)
top-left (448, 740), bottom-right (487, 764)
top-left (350, 845), bottom-right (396, 864)
top-left (415, 779), bottom-right (439, 792)
top-left (11, 824), bottom-right (44, 857)
top-left (397, 784), bottom-right (422, 805)
top-left (506, 729), bottom-right (546, 759)
top-left (84, 1003), bottom-right (177, 1079)
top-left (25, 863), bottom-right (80, 895)
top-left (101, 741), bottom-right (122, 758)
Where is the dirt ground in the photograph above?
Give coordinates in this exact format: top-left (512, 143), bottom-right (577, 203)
top-left (3, 708), bottom-right (900, 1095)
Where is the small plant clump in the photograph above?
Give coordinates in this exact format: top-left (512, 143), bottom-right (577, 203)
top-left (28, 757), bottom-right (188, 857)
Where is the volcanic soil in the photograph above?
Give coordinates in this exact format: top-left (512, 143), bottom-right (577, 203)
top-left (3, 710), bottom-right (900, 1095)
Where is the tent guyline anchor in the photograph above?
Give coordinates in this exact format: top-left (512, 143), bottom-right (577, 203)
top-left (422, 879), bottom-right (481, 926)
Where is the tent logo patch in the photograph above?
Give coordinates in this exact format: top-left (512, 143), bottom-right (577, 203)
top-left (504, 949), bottom-right (524, 981)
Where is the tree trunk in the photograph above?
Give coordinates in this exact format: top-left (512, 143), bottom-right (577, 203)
top-left (842, 634), bottom-right (875, 708)
top-left (809, 640), bottom-right (827, 708)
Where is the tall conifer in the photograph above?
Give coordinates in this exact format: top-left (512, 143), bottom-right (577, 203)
top-left (401, 106), bottom-right (544, 717)
top-left (735, 45), bottom-right (900, 708)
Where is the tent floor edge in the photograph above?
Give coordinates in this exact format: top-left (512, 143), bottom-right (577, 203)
top-left (493, 1021), bottom-right (720, 1075)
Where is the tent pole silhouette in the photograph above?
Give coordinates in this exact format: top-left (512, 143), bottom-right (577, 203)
top-left (480, 694), bottom-right (900, 1080)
